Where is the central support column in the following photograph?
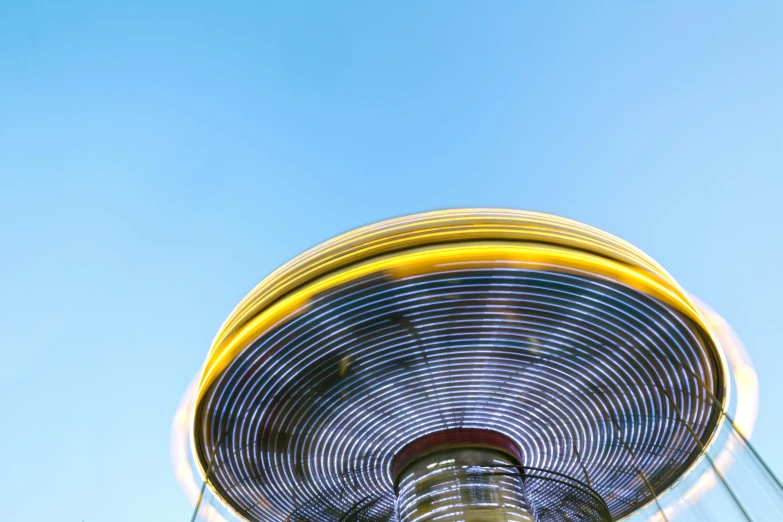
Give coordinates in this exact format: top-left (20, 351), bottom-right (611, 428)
top-left (392, 430), bottom-right (534, 522)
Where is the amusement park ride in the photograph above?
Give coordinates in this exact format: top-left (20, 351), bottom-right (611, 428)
top-left (172, 209), bottom-right (783, 522)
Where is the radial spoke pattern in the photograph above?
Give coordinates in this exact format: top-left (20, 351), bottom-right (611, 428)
top-left (195, 266), bottom-right (724, 521)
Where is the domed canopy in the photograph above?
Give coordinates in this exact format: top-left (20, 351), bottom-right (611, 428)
top-left (193, 209), bottom-right (728, 522)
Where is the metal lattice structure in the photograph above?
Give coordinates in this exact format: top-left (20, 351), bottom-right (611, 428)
top-left (188, 209), bottom-right (733, 522)
top-left (523, 467), bottom-right (613, 521)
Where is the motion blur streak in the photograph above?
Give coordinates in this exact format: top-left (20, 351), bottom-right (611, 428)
top-left (649, 298), bottom-right (759, 521)
top-left (171, 209), bottom-right (763, 521)
top-left (171, 373), bottom-right (233, 522)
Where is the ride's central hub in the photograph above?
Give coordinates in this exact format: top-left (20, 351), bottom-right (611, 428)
top-left (392, 429), bottom-right (534, 522)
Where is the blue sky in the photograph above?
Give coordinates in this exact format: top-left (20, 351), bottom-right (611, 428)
top-left (1, 2), bottom-right (781, 521)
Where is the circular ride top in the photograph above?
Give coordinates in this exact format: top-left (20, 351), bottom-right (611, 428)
top-left (192, 209), bottom-right (729, 522)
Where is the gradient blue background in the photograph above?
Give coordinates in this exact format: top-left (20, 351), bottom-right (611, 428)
top-left (1, 2), bottom-right (781, 520)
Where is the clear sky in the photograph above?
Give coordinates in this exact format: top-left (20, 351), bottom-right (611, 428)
top-left (1, 2), bottom-right (782, 521)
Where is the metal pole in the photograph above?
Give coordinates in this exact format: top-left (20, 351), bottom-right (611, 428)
top-left (678, 378), bottom-right (783, 495)
top-left (190, 424), bottom-right (231, 522)
top-left (634, 344), bottom-right (783, 495)
top-left (663, 390), bottom-right (753, 522)
top-left (611, 418), bottom-right (670, 522)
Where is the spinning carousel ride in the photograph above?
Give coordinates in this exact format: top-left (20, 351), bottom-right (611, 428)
top-left (173, 209), bottom-right (782, 522)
